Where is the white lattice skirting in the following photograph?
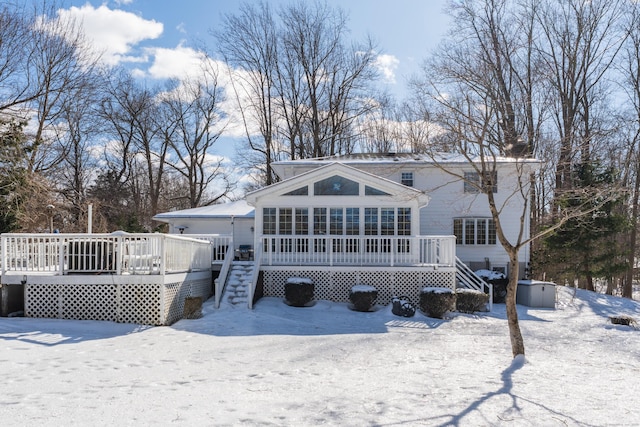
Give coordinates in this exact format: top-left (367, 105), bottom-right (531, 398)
top-left (23, 271), bottom-right (211, 325)
top-left (262, 267), bottom-right (456, 307)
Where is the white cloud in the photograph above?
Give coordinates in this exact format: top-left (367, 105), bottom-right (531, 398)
top-left (146, 45), bottom-right (207, 80)
top-left (55, 4), bottom-right (163, 66)
top-left (375, 54), bottom-right (400, 84)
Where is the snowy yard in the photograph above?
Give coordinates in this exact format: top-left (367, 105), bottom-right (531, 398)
top-left (1, 286), bottom-right (639, 426)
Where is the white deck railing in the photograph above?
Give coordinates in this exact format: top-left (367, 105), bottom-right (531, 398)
top-left (1, 232), bottom-right (212, 276)
top-left (260, 235), bottom-right (456, 267)
top-left (184, 234), bottom-right (233, 263)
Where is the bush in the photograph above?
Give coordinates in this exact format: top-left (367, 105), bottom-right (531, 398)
top-left (349, 285), bottom-right (378, 312)
top-left (284, 277), bottom-right (314, 307)
top-left (455, 289), bottom-right (489, 313)
top-left (419, 287), bottom-right (456, 319)
top-left (183, 296), bottom-right (203, 319)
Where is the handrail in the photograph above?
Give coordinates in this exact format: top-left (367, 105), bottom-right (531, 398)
top-left (455, 257), bottom-right (493, 311)
top-left (0, 232), bottom-right (211, 276)
top-left (247, 244), bottom-right (263, 309)
top-left (214, 244), bottom-right (235, 308)
top-left (183, 234), bottom-right (233, 264)
top-left (259, 235), bottom-right (456, 267)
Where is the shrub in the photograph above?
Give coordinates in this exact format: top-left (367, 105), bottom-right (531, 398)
top-left (284, 277), bottom-right (314, 307)
top-left (183, 296), bottom-right (203, 319)
top-left (419, 287), bottom-right (456, 319)
top-left (349, 285), bottom-right (378, 312)
top-left (455, 289), bottom-right (489, 313)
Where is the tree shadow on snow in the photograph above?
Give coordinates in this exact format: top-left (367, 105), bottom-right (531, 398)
top-left (171, 297), bottom-right (451, 337)
top-left (0, 317), bottom-right (151, 347)
top-left (568, 287), bottom-right (639, 319)
top-left (422, 355), bottom-right (596, 427)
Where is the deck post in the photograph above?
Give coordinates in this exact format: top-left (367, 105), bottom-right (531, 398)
top-left (58, 237), bottom-right (65, 275)
top-left (329, 237), bottom-right (333, 267)
top-left (390, 238), bottom-right (395, 267)
top-left (1, 236), bottom-right (6, 276)
top-left (159, 235), bottom-right (166, 275)
top-left (116, 234), bottom-right (123, 275)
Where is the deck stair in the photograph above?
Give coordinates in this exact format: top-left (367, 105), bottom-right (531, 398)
top-left (455, 257), bottom-right (493, 311)
top-left (223, 261), bottom-right (255, 306)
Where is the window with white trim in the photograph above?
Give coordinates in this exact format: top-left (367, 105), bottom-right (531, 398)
top-left (453, 218), bottom-right (496, 245)
top-left (314, 208), bottom-right (327, 235)
top-left (263, 208), bottom-right (276, 234)
top-left (279, 208), bottom-right (292, 235)
top-left (401, 172), bottom-right (414, 187)
top-left (464, 171), bottom-right (498, 193)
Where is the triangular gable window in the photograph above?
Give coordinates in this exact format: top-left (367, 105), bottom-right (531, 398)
top-left (283, 186), bottom-right (308, 196)
top-left (314, 175), bottom-right (359, 195)
top-left (365, 185), bottom-right (390, 196)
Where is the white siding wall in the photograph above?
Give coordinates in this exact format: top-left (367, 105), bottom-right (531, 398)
top-left (169, 218), bottom-right (254, 249)
top-left (278, 162), bottom-right (532, 274)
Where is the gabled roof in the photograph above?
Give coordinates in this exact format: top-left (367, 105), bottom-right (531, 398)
top-left (153, 200), bottom-right (254, 222)
top-left (246, 162), bottom-right (430, 206)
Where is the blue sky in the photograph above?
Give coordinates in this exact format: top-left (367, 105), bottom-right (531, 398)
top-left (59, 0), bottom-right (451, 98)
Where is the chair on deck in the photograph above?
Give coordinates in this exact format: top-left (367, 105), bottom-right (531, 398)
top-left (235, 244), bottom-right (254, 261)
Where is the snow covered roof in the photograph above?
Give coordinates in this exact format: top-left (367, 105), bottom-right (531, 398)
top-left (153, 200), bottom-right (254, 222)
top-left (272, 152), bottom-right (541, 166)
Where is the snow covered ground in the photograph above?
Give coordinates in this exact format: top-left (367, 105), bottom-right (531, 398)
top-left (1, 286), bottom-right (639, 426)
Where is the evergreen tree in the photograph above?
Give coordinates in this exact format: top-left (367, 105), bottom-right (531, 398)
top-left (543, 162), bottom-right (629, 290)
top-left (88, 170), bottom-right (146, 233)
top-left (0, 118), bottom-right (28, 233)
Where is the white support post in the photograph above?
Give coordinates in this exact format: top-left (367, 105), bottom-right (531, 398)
top-left (159, 235), bottom-right (166, 275)
top-left (58, 237), bottom-right (65, 275)
top-left (329, 237), bottom-right (333, 267)
top-left (1, 236), bottom-right (6, 276)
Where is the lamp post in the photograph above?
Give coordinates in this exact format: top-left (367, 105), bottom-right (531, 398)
top-left (46, 204), bottom-right (55, 233)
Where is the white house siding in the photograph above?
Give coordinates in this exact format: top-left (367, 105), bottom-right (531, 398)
top-left (246, 163), bottom-right (429, 251)
top-left (272, 159), bottom-right (536, 277)
top-left (416, 164), bottom-right (530, 274)
top-left (173, 218), bottom-right (254, 248)
top-left (153, 200), bottom-right (256, 250)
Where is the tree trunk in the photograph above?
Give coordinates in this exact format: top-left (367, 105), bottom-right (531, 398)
top-left (605, 278), bottom-right (614, 295)
top-left (505, 250), bottom-right (525, 357)
top-left (624, 155), bottom-right (639, 298)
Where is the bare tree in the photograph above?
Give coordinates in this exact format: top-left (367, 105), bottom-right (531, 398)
top-left (0, 3), bottom-right (36, 114)
top-left (278, 1), bottom-right (378, 158)
top-left (619, 1), bottom-right (640, 298)
top-left (412, 0), bottom-right (624, 357)
top-left (215, 0), bottom-right (381, 189)
top-left (216, 1), bottom-right (280, 185)
top-left (160, 62), bottom-right (232, 208)
top-left (0, 2), bottom-right (101, 231)
top-left (536, 0), bottom-right (626, 199)
top-left (23, 2), bottom-right (100, 176)
top-left (50, 86), bottom-right (100, 231)
top-left (98, 71), bottom-right (167, 230)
